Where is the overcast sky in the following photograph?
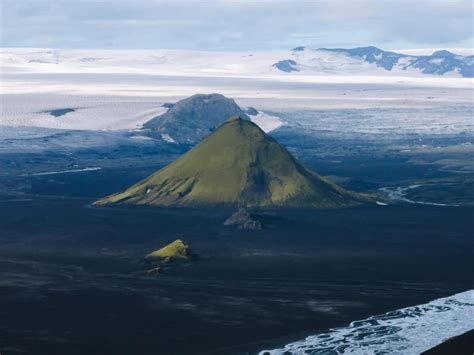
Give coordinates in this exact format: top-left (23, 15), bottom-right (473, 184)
top-left (1, 0), bottom-right (473, 51)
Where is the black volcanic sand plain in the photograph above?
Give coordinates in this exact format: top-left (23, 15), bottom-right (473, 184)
top-left (0, 181), bottom-right (472, 354)
top-left (0, 131), bottom-right (473, 355)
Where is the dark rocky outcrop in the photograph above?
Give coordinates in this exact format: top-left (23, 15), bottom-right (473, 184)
top-left (223, 209), bottom-right (262, 230)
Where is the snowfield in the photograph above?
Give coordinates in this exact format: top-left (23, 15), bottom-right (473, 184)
top-left (249, 111), bottom-right (285, 133)
top-left (1, 93), bottom-right (168, 130)
top-left (0, 48), bottom-right (473, 134)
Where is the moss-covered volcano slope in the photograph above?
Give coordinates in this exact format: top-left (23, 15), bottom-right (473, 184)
top-left (95, 116), bottom-right (371, 208)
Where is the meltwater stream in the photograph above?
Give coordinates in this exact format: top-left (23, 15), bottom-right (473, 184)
top-left (260, 290), bottom-right (474, 355)
top-left (379, 185), bottom-right (458, 207)
top-left (18, 167), bottom-right (102, 176)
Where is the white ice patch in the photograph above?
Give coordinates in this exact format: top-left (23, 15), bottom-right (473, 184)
top-left (160, 133), bottom-right (176, 143)
top-left (260, 289), bottom-right (474, 355)
top-left (250, 111), bottom-right (285, 133)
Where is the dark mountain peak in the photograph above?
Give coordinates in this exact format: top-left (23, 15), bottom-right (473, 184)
top-left (292, 46), bottom-right (306, 52)
top-left (245, 107), bottom-right (259, 116)
top-left (431, 50), bottom-right (456, 58)
top-left (352, 46), bottom-right (383, 54)
top-left (143, 93), bottom-right (249, 144)
top-left (178, 93), bottom-right (233, 104)
top-left (272, 59), bottom-right (299, 72)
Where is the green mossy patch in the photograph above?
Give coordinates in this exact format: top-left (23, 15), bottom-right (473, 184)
top-left (95, 116), bottom-right (373, 209)
top-left (146, 239), bottom-right (192, 261)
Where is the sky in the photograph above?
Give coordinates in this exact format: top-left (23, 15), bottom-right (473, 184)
top-left (1, 0), bottom-right (473, 51)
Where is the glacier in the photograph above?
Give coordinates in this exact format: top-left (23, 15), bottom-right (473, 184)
top-left (260, 289), bottom-right (474, 355)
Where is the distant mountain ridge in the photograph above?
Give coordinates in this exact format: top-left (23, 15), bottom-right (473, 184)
top-left (3, 47), bottom-right (472, 78)
top-left (273, 46), bottom-right (474, 77)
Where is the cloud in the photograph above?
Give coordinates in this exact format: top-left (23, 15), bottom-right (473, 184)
top-left (1, 0), bottom-right (472, 50)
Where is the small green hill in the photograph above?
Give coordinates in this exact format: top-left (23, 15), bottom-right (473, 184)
top-left (146, 239), bottom-right (191, 260)
top-left (95, 116), bottom-right (371, 208)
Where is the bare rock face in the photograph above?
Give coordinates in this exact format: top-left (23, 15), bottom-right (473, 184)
top-left (224, 208), bottom-right (262, 230)
top-left (144, 93), bottom-right (250, 144)
top-left (245, 107), bottom-right (258, 116)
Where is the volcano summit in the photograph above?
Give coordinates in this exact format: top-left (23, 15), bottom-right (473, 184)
top-left (95, 116), bottom-right (370, 208)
